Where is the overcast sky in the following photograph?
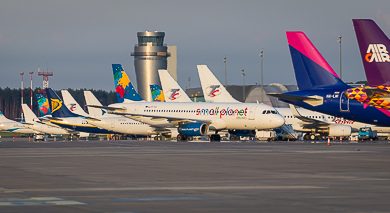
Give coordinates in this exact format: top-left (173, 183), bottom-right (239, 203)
top-left (0, 0), bottom-right (389, 91)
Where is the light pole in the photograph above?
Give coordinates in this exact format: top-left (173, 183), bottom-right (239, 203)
top-left (20, 72), bottom-right (24, 121)
top-left (241, 69), bottom-right (246, 102)
top-left (337, 35), bottom-right (342, 80)
top-left (260, 49), bottom-right (264, 103)
top-left (29, 72), bottom-right (34, 109)
top-left (224, 56), bottom-right (227, 86)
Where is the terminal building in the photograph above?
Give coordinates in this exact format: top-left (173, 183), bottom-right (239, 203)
top-left (186, 84), bottom-right (298, 107)
top-left (131, 31), bottom-right (176, 101)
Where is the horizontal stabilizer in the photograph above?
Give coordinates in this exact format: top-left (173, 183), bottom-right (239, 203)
top-left (268, 93), bottom-right (323, 106)
top-left (86, 105), bottom-right (126, 112)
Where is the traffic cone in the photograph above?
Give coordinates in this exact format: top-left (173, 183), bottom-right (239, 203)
top-left (327, 137), bottom-right (331, 146)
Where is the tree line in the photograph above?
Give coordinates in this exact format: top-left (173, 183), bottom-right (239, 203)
top-left (0, 88), bottom-right (116, 120)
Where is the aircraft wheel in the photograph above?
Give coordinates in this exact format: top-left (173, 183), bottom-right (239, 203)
top-left (210, 134), bottom-right (221, 142)
top-left (309, 134), bottom-right (316, 141)
top-left (177, 134), bottom-right (187, 142)
top-left (303, 134), bottom-right (310, 140)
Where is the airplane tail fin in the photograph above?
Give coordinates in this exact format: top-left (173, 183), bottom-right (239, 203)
top-left (353, 19), bottom-right (390, 86)
top-left (84, 91), bottom-right (105, 118)
top-left (197, 65), bottom-right (239, 102)
top-left (158, 69), bottom-right (192, 102)
top-left (61, 90), bottom-right (89, 117)
top-left (286, 31), bottom-right (348, 90)
top-left (150, 84), bottom-right (166, 102)
top-left (35, 91), bottom-right (51, 117)
top-left (112, 64), bottom-right (143, 103)
top-left (22, 104), bottom-right (38, 123)
top-left (45, 88), bottom-right (80, 118)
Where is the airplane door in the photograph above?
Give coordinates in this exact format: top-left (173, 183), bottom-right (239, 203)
top-left (340, 92), bottom-right (350, 112)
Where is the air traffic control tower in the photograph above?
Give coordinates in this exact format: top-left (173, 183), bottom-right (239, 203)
top-left (131, 31), bottom-right (170, 101)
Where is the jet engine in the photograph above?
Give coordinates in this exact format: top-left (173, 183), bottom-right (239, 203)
top-left (327, 124), bottom-right (352, 137)
top-left (178, 122), bottom-right (208, 136)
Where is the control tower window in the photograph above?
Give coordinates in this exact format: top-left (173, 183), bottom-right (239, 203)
top-left (138, 36), bottom-right (164, 46)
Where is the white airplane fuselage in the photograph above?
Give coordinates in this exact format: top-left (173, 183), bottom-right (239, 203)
top-left (276, 107), bottom-right (390, 133)
top-left (108, 102), bottom-right (285, 130)
top-left (0, 121), bottom-right (36, 134)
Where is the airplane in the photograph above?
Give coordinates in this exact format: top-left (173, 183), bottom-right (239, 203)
top-left (45, 88), bottom-right (115, 134)
top-left (197, 65), bottom-right (356, 139)
top-left (84, 90), bottom-right (169, 136)
top-left (93, 64), bottom-right (285, 142)
top-left (21, 104), bottom-right (71, 135)
top-left (61, 90), bottom-right (90, 117)
top-left (0, 111), bottom-right (36, 134)
top-left (269, 31), bottom-right (390, 127)
top-left (345, 19), bottom-right (390, 109)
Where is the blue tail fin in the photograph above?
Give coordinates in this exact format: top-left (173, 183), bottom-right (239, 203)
top-left (35, 90), bottom-right (51, 117)
top-left (45, 88), bottom-right (80, 118)
top-left (112, 64), bottom-right (143, 103)
top-left (286, 32), bottom-right (348, 90)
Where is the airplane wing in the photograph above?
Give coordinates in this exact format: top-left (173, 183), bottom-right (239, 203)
top-left (86, 105), bottom-right (127, 112)
top-left (89, 105), bottom-right (219, 129)
top-left (288, 104), bottom-right (331, 129)
top-left (110, 111), bottom-right (209, 126)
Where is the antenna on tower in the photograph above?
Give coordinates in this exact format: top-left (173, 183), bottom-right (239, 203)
top-left (37, 68), bottom-right (53, 89)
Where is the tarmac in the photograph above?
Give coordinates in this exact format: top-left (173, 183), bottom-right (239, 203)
top-left (0, 139), bottom-right (389, 212)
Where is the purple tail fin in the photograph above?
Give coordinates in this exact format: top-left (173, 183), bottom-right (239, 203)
top-left (286, 31), bottom-right (348, 90)
top-left (353, 19), bottom-right (390, 86)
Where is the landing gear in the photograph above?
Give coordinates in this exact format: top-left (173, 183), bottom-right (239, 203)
top-left (210, 134), bottom-right (221, 142)
top-left (304, 133), bottom-right (318, 141)
top-left (177, 134), bottom-right (187, 142)
top-left (309, 134), bottom-right (316, 140)
top-left (229, 135), bottom-right (239, 141)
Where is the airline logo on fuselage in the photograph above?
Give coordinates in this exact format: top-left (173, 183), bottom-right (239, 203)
top-left (365, 44), bottom-right (390, 63)
top-left (206, 85), bottom-right (221, 97)
top-left (196, 107), bottom-right (248, 118)
top-left (169, 89), bottom-right (180, 100)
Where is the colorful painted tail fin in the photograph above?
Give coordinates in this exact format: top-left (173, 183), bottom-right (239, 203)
top-left (21, 104), bottom-right (38, 123)
top-left (150, 84), bottom-right (166, 102)
top-left (112, 64), bottom-right (143, 103)
top-left (197, 65), bottom-right (239, 103)
top-left (353, 19), bottom-right (390, 86)
top-left (45, 88), bottom-right (80, 118)
top-left (35, 91), bottom-right (51, 117)
top-left (158, 69), bottom-right (192, 102)
top-left (286, 31), bottom-right (348, 90)
top-left (61, 90), bottom-right (89, 117)
top-left (84, 91), bottom-right (105, 118)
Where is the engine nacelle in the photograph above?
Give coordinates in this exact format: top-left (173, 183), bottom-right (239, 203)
top-left (327, 124), bottom-right (352, 137)
top-left (178, 122), bottom-right (208, 136)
